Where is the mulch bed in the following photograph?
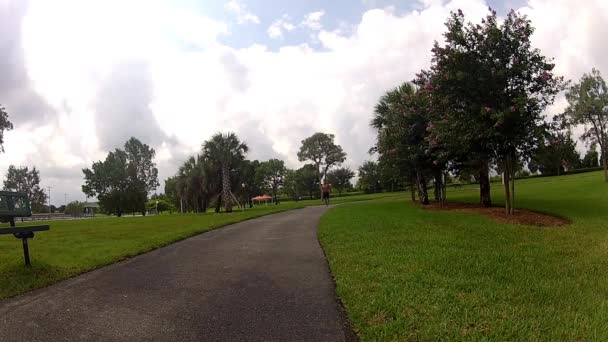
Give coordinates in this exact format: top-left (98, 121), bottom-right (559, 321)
top-left (423, 202), bottom-right (570, 227)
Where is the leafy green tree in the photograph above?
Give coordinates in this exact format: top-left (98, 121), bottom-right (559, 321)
top-left (561, 68), bottom-right (608, 181)
top-left (124, 137), bottom-right (159, 215)
top-left (3, 165), bottom-right (47, 212)
top-left (358, 161), bottom-right (382, 194)
top-left (296, 164), bottom-right (319, 200)
top-left (371, 82), bottom-right (439, 205)
top-left (202, 132), bottom-right (248, 213)
top-left (326, 167), bottom-right (355, 196)
top-left (238, 159), bottom-right (262, 208)
top-left (297, 133), bottom-right (346, 195)
top-left (164, 176), bottom-right (180, 211)
top-left (0, 105), bottom-right (13, 153)
top-left (82, 137), bottom-right (159, 216)
top-left (581, 147), bottom-right (600, 168)
top-left (429, 9), bottom-right (564, 214)
top-left (378, 158), bottom-right (402, 193)
top-left (528, 131), bottom-right (580, 175)
top-left (257, 159), bottom-right (287, 203)
top-left (283, 169), bottom-right (301, 201)
top-left (146, 196), bottom-right (175, 214)
top-left (82, 149), bottom-right (129, 216)
top-left (64, 201), bottom-right (85, 217)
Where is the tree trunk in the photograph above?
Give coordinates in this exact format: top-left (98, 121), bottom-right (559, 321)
top-left (197, 196), bottom-right (203, 213)
top-left (222, 166), bottom-right (232, 213)
top-left (215, 194), bottom-right (221, 213)
top-left (202, 195), bottom-right (208, 213)
top-left (511, 162), bottom-right (515, 215)
top-left (503, 153), bottom-right (516, 216)
top-left (410, 176), bottom-right (417, 202)
top-left (417, 171), bottom-right (429, 205)
top-left (433, 171), bottom-right (442, 204)
top-left (478, 160), bottom-right (492, 207)
top-left (442, 172), bottom-right (447, 205)
top-left (503, 156), bottom-right (511, 215)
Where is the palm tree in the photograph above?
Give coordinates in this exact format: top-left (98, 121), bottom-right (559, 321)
top-left (202, 132), bottom-right (248, 213)
top-left (176, 155), bottom-right (206, 212)
top-left (371, 82), bottom-right (442, 205)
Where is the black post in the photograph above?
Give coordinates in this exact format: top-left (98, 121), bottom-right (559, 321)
top-left (22, 237), bottom-right (31, 266)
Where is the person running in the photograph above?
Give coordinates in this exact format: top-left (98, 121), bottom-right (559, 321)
top-left (321, 182), bottom-right (332, 205)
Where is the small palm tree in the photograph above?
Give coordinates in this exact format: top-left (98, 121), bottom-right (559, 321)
top-left (176, 155), bottom-right (206, 212)
top-left (203, 133), bottom-right (248, 213)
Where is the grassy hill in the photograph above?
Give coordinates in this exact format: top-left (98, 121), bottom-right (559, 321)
top-left (319, 171), bottom-right (608, 340)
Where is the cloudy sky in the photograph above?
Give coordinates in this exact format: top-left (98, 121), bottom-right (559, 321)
top-left (1, 0), bottom-right (607, 205)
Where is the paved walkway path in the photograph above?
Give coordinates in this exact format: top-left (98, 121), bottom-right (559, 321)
top-left (0, 206), bottom-right (354, 342)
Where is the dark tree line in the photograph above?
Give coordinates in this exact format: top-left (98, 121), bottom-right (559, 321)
top-left (164, 132), bottom-right (351, 213)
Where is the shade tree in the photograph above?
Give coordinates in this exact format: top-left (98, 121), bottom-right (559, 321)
top-left (581, 147), bottom-right (600, 168)
top-left (326, 167), bottom-right (355, 196)
top-left (3, 165), bottom-right (47, 212)
top-left (297, 133), bottom-right (347, 194)
top-left (561, 68), bottom-right (608, 182)
top-left (428, 9), bottom-right (565, 214)
top-left (257, 159), bottom-right (287, 203)
top-left (82, 137), bottom-right (159, 216)
top-left (358, 161), bottom-right (382, 194)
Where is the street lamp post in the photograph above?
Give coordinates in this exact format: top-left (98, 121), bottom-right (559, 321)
top-left (47, 187), bottom-right (52, 213)
top-left (241, 183), bottom-right (246, 210)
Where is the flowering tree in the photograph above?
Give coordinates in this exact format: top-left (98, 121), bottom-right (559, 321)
top-left (428, 9), bottom-right (565, 214)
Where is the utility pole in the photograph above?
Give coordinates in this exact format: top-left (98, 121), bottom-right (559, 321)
top-left (47, 186), bottom-right (52, 213)
top-left (64, 193), bottom-right (68, 206)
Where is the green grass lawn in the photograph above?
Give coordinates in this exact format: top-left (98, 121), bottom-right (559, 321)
top-left (319, 171), bottom-right (608, 340)
top-left (0, 191), bottom-right (399, 300)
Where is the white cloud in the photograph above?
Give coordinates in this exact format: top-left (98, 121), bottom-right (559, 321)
top-left (2, 0), bottom-right (608, 204)
top-left (267, 15), bottom-right (295, 39)
top-left (301, 10), bottom-right (325, 31)
top-left (225, 0), bottom-right (260, 25)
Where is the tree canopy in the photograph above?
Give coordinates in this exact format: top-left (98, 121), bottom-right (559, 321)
top-left (297, 132), bottom-right (346, 186)
top-left (3, 165), bottom-right (47, 212)
top-left (202, 132), bottom-right (248, 213)
top-left (358, 161), bottom-right (382, 194)
top-left (370, 9), bottom-right (565, 214)
top-left (561, 68), bottom-right (608, 181)
top-left (0, 105), bottom-right (13, 153)
top-left (257, 159), bottom-right (287, 202)
top-left (326, 167), bottom-right (355, 196)
top-left (82, 137), bottom-right (159, 216)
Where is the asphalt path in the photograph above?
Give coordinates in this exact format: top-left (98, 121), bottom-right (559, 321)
top-left (0, 206), bottom-right (354, 342)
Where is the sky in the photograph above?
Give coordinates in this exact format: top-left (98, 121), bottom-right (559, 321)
top-left (1, 0), bottom-right (607, 206)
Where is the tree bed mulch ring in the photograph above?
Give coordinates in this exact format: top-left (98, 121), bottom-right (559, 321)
top-left (422, 202), bottom-right (570, 227)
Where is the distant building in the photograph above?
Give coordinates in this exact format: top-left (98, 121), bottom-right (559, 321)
top-left (83, 202), bottom-right (99, 217)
